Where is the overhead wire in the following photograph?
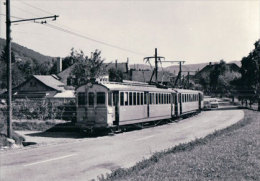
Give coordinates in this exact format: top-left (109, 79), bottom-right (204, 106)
top-left (18, 1), bottom-right (54, 16)
top-left (45, 23), bottom-right (146, 56)
top-left (11, 1), bottom-right (147, 56)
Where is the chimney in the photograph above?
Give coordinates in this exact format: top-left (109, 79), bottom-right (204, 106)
top-left (57, 57), bottom-right (62, 73)
top-left (115, 59), bottom-right (118, 70)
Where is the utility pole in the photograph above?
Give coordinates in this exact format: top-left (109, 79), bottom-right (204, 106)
top-left (144, 48), bottom-right (165, 84)
top-left (182, 70), bottom-right (197, 89)
top-left (6, 0), bottom-right (12, 138)
top-left (5, 0), bottom-right (58, 139)
top-left (161, 60), bottom-right (185, 88)
top-left (155, 48), bottom-right (158, 82)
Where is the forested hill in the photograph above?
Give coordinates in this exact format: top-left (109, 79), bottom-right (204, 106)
top-left (0, 38), bottom-right (54, 64)
top-left (0, 38), bottom-right (56, 89)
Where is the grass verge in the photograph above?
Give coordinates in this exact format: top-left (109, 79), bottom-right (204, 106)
top-left (100, 110), bottom-right (260, 181)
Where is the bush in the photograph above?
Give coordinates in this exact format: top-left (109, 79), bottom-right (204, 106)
top-left (12, 98), bottom-right (76, 121)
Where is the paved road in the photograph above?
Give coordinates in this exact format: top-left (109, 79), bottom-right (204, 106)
top-left (0, 109), bottom-right (244, 181)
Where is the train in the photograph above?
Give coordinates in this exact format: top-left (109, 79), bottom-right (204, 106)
top-left (76, 80), bottom-right (204, 132)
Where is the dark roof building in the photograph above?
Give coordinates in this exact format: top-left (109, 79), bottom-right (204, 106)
top-left (2, 75), bottom-right (75, 99)
top-left (130, 70), bottom-right (172, 85)
top-left (57, 61), bottom-right (129, 85)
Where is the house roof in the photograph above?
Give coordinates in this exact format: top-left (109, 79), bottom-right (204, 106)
top-left (53, 90), bottom-right (75, 98)
top-left (195, 63), bottom-right (240, 78)
top-left (104, 62), bottom-right (128, 73)
top-left (131, 70), bottom-right (172, 83)
top-left (57, 62), bottom-right (129, 85)
top-left (33, 75), bottom-right (66, 92)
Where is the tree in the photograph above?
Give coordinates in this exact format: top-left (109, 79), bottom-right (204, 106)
top-left (108, 68), bottom-right (123, 82)
top-left (70, 49), bottom-right (105, 86)
top-left (238, 40), bottom-right (260, 110)
top-left (209, 60), bottom-right (228, 95)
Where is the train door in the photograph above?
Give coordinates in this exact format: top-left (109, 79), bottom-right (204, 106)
top-left (199, 93), bottom-right (202, 110)
top-left (179, 93), bottom-right (182, 115)
top-left (87, 91), bottom-right (95, 124)
top-left (173, 93), bottom-right (178, 117)
top-left (146, 92), bottom-right (149, 118)
top-left (113, 91), bottom-right (119, 126)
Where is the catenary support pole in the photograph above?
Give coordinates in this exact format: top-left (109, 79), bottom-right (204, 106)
top-left (6, 0), bottom-right (12, 138)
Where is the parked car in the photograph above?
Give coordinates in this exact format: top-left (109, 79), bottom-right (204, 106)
top-left (204, 98), bottom-right (219, 109)
top-left (203, 100), bottom-right (211, 110)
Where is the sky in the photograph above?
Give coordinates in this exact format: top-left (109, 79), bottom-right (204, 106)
top-left (0, 0), bottom-right (259, 65)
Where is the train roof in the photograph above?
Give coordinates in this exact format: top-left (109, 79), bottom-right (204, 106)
top-left (76, 81), bottom-right (203, 94)
top-left (173, 89), bottom-right (202, 94)
top-left (101, 82), bottom-right (174, 93)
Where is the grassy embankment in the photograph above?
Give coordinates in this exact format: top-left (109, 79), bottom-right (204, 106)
top-left (101, 110), bottom-right (260, 181)
top-left (0, 110), bottom-right (25, 147)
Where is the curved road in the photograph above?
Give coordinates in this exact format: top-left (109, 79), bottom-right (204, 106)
top-left (0, 109), bottom-right (244, 181)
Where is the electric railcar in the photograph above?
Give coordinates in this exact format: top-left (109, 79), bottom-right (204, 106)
top-left (76, 81), bottom-right (203, 130)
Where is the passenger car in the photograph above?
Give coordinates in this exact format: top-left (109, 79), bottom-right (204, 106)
top-left (76, 81), bottom-right (204, 131)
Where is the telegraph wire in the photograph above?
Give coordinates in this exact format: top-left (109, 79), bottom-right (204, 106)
top-left (18, 1), bottom-right (54, 16)
top-left (45, 23), bottom-right (146, 56)
top-left (0, 13), bottom-right (24, 20)
top-left (11, 4), bottom-right (41, 18)
top-left (10, 2), bottom-right (146, 56)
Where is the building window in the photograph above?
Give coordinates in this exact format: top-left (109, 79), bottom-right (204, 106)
top-left (88, 92), bottom-right (94, 107)
top-left (97, 92), bottom-right (105, 105)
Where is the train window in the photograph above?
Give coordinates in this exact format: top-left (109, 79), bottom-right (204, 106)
top-left (144, 93), bottom-right (147, 104)
top-left (141, 93), bottom-right (144, 105)
top-left (149, 93), bottom-right (152, 104)
top-left (97, 92), bottom-right (106, 105)
top-left (156, 93), bottom-right (158, 104)
top-left (163, 94), bottom-right (166, 104)
top-left (120, 92), bottom-right (124, 106)
top-left (133, 92), bottom-right (137, 105)
top-left (137, 92), bottom-right (140, 105)
top-left (108, 92), bottom-right (112, 106)
top-left (129, 92), bottom-right (133, 105)
top-left (88, 92), bottom-right (94, 107)
top-left (125, 92), bottom-right (128, 105)
top-left (182, 94), bottom-right (184, 102)
top-left (78, 93), bottom-right (85, 106)
top-left (162, 94), bottom-right (164, 104)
